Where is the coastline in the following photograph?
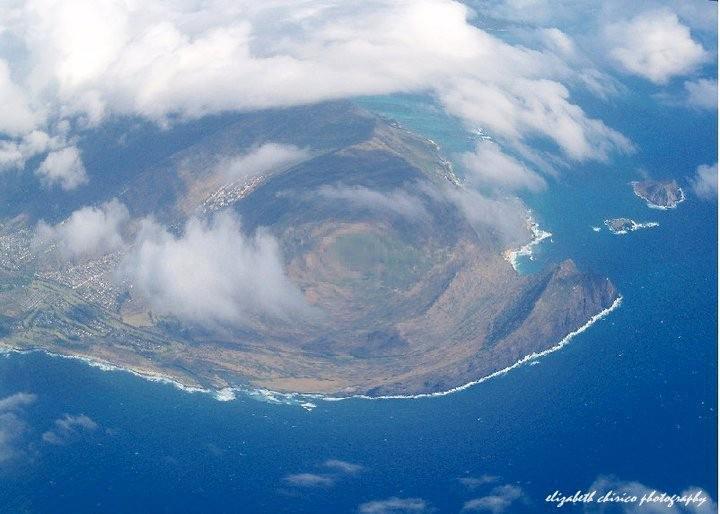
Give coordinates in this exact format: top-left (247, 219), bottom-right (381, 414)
top-left (0, 344), bottom-right (235, 400)
top-left (604, 219), bottom-right (660, 235)
top-left (0, 295), bottom-right (623, 409)
top-left (504, 214), bottom-right (552, 271)
top-left (631, 182), bottom-right (686, 210)
top-left (323, 295), bottom-right (623, 402)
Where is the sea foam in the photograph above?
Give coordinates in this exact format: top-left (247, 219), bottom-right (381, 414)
top-left (504, 214), bottom-right (552, 271)
top-left (632, 184), bottom-right (686, 210)
top-left (0, 296), bottom-right (622, 410)
top-left (322, 295), bottom-right (623, 402)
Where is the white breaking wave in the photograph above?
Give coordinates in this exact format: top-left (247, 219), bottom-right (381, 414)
top-left (215, 388), bottom-right (237, 402)
top-left (632, 184), bottom-right (686, 210)
top-left (604, 219), bottom-right (659, 235)
top-left (504, 214), bottom-right (552, 271)
top-left (322, 295), bottom-right (623, 402)
top-left (0, 346), bottom-right (212, 395)
top-left (0, 295), bottom-right (622, 409)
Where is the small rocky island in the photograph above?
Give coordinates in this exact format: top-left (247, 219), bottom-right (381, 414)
top-left (632, 179), bottom-right (685, 209)
top-left (604, 218), bottom-right (659, 235)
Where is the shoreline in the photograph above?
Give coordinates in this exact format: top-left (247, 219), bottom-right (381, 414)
top-left (631, 182), bottom-right (686, 210)
top-left (504, 214), bottom-right (552, 271)
top-left (604, 219), bottom-right (659, 235)
top-left (0, 345), bottom-right (233, 400)
top-left (323, 295), bottom-right (623, 401)
top-left (0, 296), bottom-right (623, 409)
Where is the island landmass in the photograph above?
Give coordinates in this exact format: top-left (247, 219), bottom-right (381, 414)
top-left (604, 218), bottom-right (659, 235)
top-left (632, 179), bottom-right (685, 209)
top-left (0, 103), bottom-right (620, 397)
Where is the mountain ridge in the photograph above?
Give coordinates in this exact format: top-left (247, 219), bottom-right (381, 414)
top-left (0, 103), bottom-right (619, 396)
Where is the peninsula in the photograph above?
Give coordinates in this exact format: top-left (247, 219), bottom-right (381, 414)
top-left (0, 103), bottom-right (619, 397)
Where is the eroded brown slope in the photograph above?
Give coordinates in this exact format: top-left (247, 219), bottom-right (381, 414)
top-left (0, 105), bottom-right (619, 396)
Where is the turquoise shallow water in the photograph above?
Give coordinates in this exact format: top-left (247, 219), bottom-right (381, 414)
top-left (0, 89), bottom-right (716, 513)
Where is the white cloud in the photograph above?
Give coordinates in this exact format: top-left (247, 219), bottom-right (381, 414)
top-left (0, 130), bottom-right (62, 172)
top-left (34, 199), bottom-right (130, 259)
top-left (0, 392), bottom-right (37, 465)
top-left (539, 28), bottom-right (576, 59)
top-left (317, 184), bottom-right (430, 221)
top-left (459, 475), bottom-right (500, 489)
top-left (41, 413), bottom-right (97, 445)
top-left (690, 162), bottom-right (717, 201)
top-left (0, 393), bottom-right (37, 412)
top-left (584, 476), bottom-right (717, 514)
top-left (0, 0), bottom-right (713, 227)
top-left (215, 143), bottom-right (309, 180)
top-left (283, 473), bottom-right (335, 488)
top-left (282, 458), bottom-right (363, 489)
top-left (322, 459), bottom-right (364, 475)
top-left (35, 145), bottom-right (88, 190)
top-left (439, 77), bottom-right (632, 162)
top-left (471, 0), bottom-right (718, 34)
top-left (0, 141), bottom-right (24, 171)
top-left (462, 485), bottom-right (524, 513)
top-left (123, 211), bottom-right (311, 327)
top-left (441, 186), bottom-right (530, 247)
top-left (604, 9), bottom-right (707, 84)
top-left (0, 0), bottom-right (634, 175)
top-left (460, 141), bottom-right (546, 192)
top-left (358, 497), bottom-right (430, 514)
top-left (684, 79), bottom-right (718, 110)
top-left (21, 130), bottom-right (52, 156)
top-left (316, 181), bottom-right (531, 248)
top-left (0, 59), bottom-right (40, 136)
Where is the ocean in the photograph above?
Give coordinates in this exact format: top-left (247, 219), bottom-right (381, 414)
top-left (0, 88), bottom-right (716, 513)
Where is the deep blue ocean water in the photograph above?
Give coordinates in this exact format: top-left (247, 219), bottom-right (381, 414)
top-left (0, 88), bottom-right (716, 513)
